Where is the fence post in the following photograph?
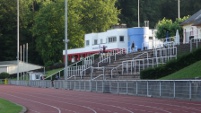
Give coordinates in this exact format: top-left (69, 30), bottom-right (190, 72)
top-left (126, 81), bottom-right (128, 94)
top-left (189, 81), bottom-right (192, 100)
top-left (147, 81), bottom-right (149, 96)
top-left (102, 80), bottom-right (104, 92)
top-left (90, 80), bottom-right (92, 92)
top-left (173, 81), bottom-right (175, 98)
top-left (96, 81), bottom-right (98, 92)
top-left (136, 81), bottom-right (138, 95)
top-left (159, 81), bottom-right (161, 97)
top-left (117, 81), bottom-right (119, 94)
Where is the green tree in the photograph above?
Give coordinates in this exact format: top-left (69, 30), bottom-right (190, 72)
top-left (80, 0), bottom-right (120, 33)
top-left (32, 0), bottom-right (120, 66)
top-left (156, 16), bottom-right (189, 40)
top-left (0, 0), bottom-right (44, 64)
top-left (0, 0), bottom-right (17, 61)
top-left (116, 0), bottom-right (138, 27)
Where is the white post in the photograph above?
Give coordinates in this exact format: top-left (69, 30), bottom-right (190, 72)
top-left (23, 44), bottom-right (25, 80)
top-left (64, 0), bottom-right (68, 80)
top-left (178, 0), bottom-right (180, 18)
top-left (17, 0), bottom-right (20, 82)
top-left (138, 0), bottom-right (140, 27)
top-left (26, 43), bottom-right (28, 62)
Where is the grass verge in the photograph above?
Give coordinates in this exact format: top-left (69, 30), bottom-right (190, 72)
top-left (160, 60), bottom-right (201, 79)
top-left (0, 98), bottom-right (22, 113)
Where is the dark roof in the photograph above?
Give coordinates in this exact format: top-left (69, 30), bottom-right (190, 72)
top-left (181, 9), bottom-right (201, 26)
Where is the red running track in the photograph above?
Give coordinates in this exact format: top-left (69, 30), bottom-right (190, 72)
top-left (0, 85), bottom-right (201, 113)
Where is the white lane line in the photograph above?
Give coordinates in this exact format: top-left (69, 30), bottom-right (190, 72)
top-left (36, 91), bottom-right (170, 113)
top-left (3, 93), bottom-right (61, 113)
top-left (9, 92), bottom-right (97, 113)
top-left (29, 109), bottom-right (40, 113)
top-left (56, 90), bottom-right (201, 112)
top-left (19, 91), bottom-right (134, 113)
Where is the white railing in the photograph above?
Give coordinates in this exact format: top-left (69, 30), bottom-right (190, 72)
top-left (111, 64), bottom-right (122, 78)
top-left (45, 53), bottom-right (99, 80)
top-left (98, 48), bottom-right (126, 67)
top-left (110, 47), bottom-right (177, 77)
top-left (114, 48), bottom-right (126, 61)
top-left (98, 56), bottom-right (111, 67)
top-left (44, 69), bottom-right (64, 80)
top-left (190, 38), bottom-right (201, 52)
top-left (80, 66), bottom-right (92, 78)
top-left (92, 74), bottom-right (104, 80)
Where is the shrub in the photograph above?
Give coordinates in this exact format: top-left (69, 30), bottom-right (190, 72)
top-left (140, 48), bottom-right (201, 79)
top-left (0, 72), bottom-right (10, 79)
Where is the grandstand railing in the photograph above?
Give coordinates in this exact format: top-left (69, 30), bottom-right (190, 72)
top-left (45, 53), bottom-right (98, 80)
top-left (8, 79), bottom-right (201, 101)
top-left (98, 48), bottom-right (125, 67)
top-left (190, 38), bottom-right (201, 52)
top-left (110, 47), bottom-right (177, 77)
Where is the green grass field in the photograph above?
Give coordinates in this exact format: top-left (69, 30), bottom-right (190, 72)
top-left (160, 60), bottom-right (201, 79)
top-left (0, 98), bottom-right (22, 113)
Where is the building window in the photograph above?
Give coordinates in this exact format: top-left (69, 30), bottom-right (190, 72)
top-left (35, 74), bottom-right (40, 79)
top-left (94, 39), bottom-right (98, 45)
top-left (86, 40), bottom-right (89, 46)
top-left (119, 36), bottom-right (124, 42)
top-left (100, 39), bottom-right (103, 44)
top-left (108, 36), bottom-right (117, 43)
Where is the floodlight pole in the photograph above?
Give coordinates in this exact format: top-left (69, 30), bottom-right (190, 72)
top-left (138, 0), bottom-right (140, 27)
top-left (178, 0), bottom-right (180, 18)
top-left (64, 0), bottom-right (68, 80)
top-left (17, 0), bottom-right (20, 82)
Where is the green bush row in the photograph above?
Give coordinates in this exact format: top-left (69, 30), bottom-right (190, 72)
top-left (0, 72), bottom-right (10, 79)
top-left (140, 48), bottom-right (201, 79)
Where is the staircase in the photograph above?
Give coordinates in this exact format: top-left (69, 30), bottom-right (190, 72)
top-left (71, 46), bottom-right (177, 80)
top-left (45, 39), bottom-right (201, 81)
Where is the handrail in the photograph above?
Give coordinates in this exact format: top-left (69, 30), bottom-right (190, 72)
top-left (45, 53), bottom-right (98, 80)
top-left (44, 69), bottom-right (64, 80)
top-left (98, 56), bottom-right (111, 67)
top-left (80, 66), bottom-right (92, 77)
top-left (98, 48), bottom-right (125, 67)
top-left (111, 64), bottom-right (122, 78)
top-left (69, 53), bottom-right (98, 67)
top-left (190, 38), bottom-right (201, 52)
top-left (133, 52), bottom-right (148, 60)
top-left (92, 74), bottom-right (104, 80)
top-left (116, 47), bottom-right (177, 76)
top-left (114, 48), bottom-right (126, 61)
top-left (66, 75), bottom-right (76, 80)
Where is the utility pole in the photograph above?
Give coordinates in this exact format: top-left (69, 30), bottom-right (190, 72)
top-left (64, 0), bottom-right (68, 80)
top-left (138, 0), bottom-right (140, 27)
top-left (178, 0), bottom-right (180, 18)
top-left (17, 0), bottom-right (20, 82)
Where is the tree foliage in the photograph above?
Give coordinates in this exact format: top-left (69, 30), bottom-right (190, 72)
top-left (156, 16), bottom-right (189, 39)
top-left (0, 0), bottom-right (201, 66)
top-left (0, 0), bottom-right (17, 61)
top-left (31, 0), bottom-right (119, 66)
top-left (0, 72), bottom-right (10, 79)
top-left (80, 0), bottom-right (120, 33)
top-left (117, 0), bottom-right (201, 28)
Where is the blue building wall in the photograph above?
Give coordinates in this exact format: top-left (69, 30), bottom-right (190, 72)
top-left (128, 27), bottom-right (146, 53)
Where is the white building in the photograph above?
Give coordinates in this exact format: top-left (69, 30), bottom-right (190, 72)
top-left (29, 72), bottom-right (44, 80)
top-left (181, 9), bottom-right (201, 43)
top-left (63, 26), bottom-right (163, 62)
